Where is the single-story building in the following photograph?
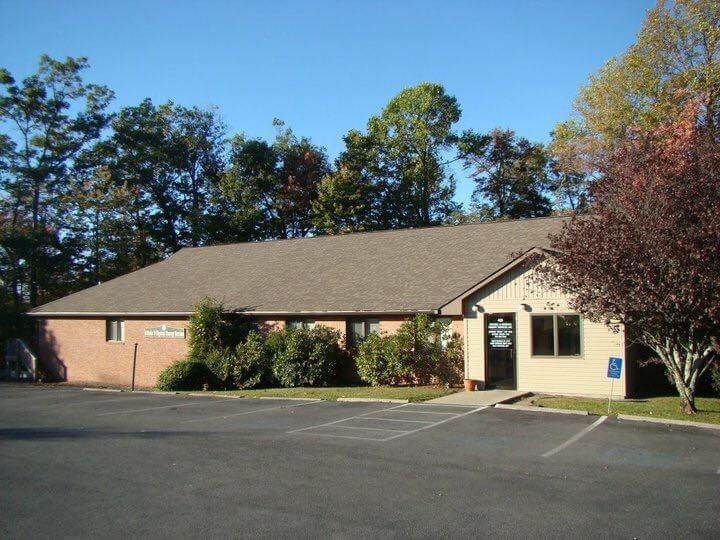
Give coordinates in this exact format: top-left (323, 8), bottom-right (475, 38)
top-left (29, 216), bottom-right (634, 396)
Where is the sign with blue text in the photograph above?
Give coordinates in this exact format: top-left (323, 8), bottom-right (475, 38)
top-left (607, 357), bottom-right (622, 379)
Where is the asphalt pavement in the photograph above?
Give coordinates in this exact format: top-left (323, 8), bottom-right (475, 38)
top-left (1, 383), bottom-right (718, 538)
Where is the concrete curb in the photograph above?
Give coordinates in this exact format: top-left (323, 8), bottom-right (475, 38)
top-left (494, 403), bottom-right (589, 416)
top-left (336, 397), bottom-right (409, 404)
top-left (617, 414), bottom-right (720, 431)
top-left (496, 392), bottom-right (533, 405)
top-left (256, 396), bottom-right (324, 402)
top-left (187, 392), bottom-right (242, 399)
top-left (82, 387), bottom-right (124, 393)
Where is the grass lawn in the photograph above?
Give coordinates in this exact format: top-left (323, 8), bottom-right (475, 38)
top-left (533, 395), bottom-right (720, 425)
top-left (192, 386), bottom-right (458, 402)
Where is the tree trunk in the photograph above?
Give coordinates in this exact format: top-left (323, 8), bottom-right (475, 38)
top-left (650, 337), bottom-right (710, 415)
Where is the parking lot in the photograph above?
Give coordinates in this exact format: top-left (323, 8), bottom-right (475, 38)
top-left (1, 383), bottom-right (719, 538)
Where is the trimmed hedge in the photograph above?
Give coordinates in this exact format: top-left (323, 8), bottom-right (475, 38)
top-left (156, 360), bottom-right (213, 391)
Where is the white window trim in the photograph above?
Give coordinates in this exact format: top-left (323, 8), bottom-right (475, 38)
top-left (106, 318), bottom-right (125, 343)
top-left (530, 313), bottom-right (583, 358)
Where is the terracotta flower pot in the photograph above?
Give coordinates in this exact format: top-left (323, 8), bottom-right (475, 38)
top-left (463, 379), bottom-right (477, 391)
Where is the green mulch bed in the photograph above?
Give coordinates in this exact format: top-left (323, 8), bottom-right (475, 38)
top-left (533, 395), bottom-right (720, 425)
top-left (194, 386), bottom-right (458, 402)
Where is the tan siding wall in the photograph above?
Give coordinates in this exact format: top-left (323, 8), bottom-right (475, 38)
top-left (463, 264), bottom-right (627, 397)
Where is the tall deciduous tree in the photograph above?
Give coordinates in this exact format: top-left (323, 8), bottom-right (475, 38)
top-left (551, 0), bottom-right (720, 169)
top-left (458, 129), bottom-right (552, 220)
top-left (97, 99), bottom-right (226, 260)
top-left (537, 106), bottom-right (720, 414)
top-left (0, 55), bottom-right (114, 307)
top-left (219, 120), bottom-right (329, 240)
top-left (323, 83), bottom-right (461, 232)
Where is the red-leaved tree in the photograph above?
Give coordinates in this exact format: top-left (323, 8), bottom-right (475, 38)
top-left (537, 105), bottom-right (720, 414)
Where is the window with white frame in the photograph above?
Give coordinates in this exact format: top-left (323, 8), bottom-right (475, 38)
top-left (531, 314), bottom-right (581, 357)
top-left (347, 318), bottom-right (380, 346)
top-left (286, 319), bottom-right (316, 331)
top-left (106, 318), bottom-right (124, 342)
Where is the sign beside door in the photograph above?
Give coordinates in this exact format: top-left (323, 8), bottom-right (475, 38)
top-left (487, 317), bottom-right (513, 349)
top-left (485, 314), bottom-right (516, 389)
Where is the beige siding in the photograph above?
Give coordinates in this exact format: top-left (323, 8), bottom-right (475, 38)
top-left (463, 263), bottom-right (627, 397)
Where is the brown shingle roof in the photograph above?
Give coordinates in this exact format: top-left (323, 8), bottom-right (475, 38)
top-left (29, 216), bottom-right (568, 316)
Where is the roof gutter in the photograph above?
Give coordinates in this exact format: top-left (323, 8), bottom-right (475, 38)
top-left (26, 311), bottom-right (194, 317)
top-left (28, 309), bottom-right (441, 318)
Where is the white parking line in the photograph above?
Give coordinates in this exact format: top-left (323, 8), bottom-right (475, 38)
top-left (360, 417), bottom-right (434, 424)
top-left (383, 406), bottom-right (488, 441)
top-left (295, 432), bottom-right (388, 442)
top-left (63, 396), bottom-right (152, 407)
top-left (329, 425), bottom-right (408, 433)
top-left (182, 399), bottom-right (323, 423)
top-left (289, 404), bottom-right (488, 441)
top-left (541, 415), bottom-right (608, 458)
top-left (96, 400), bottom-right (222, 416)
top-left (289, 404), bottom-right (409, 434)
top-left (381, 409), bottom-right (460, 416)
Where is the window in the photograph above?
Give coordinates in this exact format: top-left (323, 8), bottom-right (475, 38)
top-left (347, 318), bottom-right (380, 346)
top-left (531, 314), bottom-right (581, 357)
top-left (106, 319), bottom-right (124, 342)
top-left (286, 319), bottom-right (315, 330)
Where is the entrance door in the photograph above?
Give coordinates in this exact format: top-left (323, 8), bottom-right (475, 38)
top-left (485, 313), bottom-right (516, 389)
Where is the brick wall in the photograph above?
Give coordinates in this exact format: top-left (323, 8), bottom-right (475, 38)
top-left (37, 314), bottom-right (464, 388)
top-left (37, 318), bottom-right (190, 389)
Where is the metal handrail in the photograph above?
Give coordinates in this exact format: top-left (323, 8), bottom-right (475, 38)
top-left (3, 338), bottom-right (37, 380)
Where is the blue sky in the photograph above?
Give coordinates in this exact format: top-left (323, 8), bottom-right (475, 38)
top-left (0, 0), bottom-right (655, 205)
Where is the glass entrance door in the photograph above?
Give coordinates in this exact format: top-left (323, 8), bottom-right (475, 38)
top-left (485, 313), bottom-right (516, 389)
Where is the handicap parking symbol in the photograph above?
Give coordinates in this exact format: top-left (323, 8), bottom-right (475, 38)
top-left (607, 357), bottom-right (622, 379)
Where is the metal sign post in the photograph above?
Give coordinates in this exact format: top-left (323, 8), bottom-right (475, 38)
top-left (131, 343), bottom-right (138, 392)
top-left (606, 357), bottom-right (622, 414)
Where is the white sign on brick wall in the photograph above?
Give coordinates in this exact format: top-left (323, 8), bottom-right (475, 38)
top-left (143, 325), bottom-right (186, 339)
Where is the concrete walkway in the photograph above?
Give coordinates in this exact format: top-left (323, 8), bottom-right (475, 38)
top-left (427, 389), bottom-right (529, 406)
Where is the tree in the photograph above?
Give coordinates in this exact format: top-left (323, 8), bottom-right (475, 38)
top-left (0, 55), bottom-right (114, 307)
top-left (326, 83), bottom-right (461, 231)
top-left (311, 165), bottom-right (375, 234)
top-left (551, 0), bottom-right (720, 166)
top-left (61, 166), bottom-right (142, 286)
top-left (458, 128), bottom-right (552, 220)
top-left (97, 99), bottom-right (226, 260)
top-left (536, 106), bottom-right (720, 414)
top-left (219, 120), bottom-right (329, 240)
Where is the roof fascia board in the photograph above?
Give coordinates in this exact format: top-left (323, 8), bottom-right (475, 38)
top-left (28, 309), bottom-right (439, 318)
top-left (438, 247), bottom-right (553, 316)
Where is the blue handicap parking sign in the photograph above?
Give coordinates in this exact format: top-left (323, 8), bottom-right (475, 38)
top-left (607, 357), bottom-right (622, 379)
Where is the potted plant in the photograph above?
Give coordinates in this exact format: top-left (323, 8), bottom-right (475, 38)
top-left (463, 378), bottom-right (478, 391)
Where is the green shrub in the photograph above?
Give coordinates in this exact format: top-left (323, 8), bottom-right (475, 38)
top-left (711, 361), bottom-right (720, 396)
top-left (156, 360), bottom-right (212, 391)
top-left (355, 333), bottom-right (396, 385)
top-left (272, 326), bottom-right (344, 387)
top-left (355, 315), bottom-right (464, 387)
top-left (188, 297), bottom-right (256, 360)
top-left (434, 333), bottom-right (465, 387)
top-left (232, 331), bottom-right (275, 389)
top-left (201, 347), bottom-right (235, 389)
